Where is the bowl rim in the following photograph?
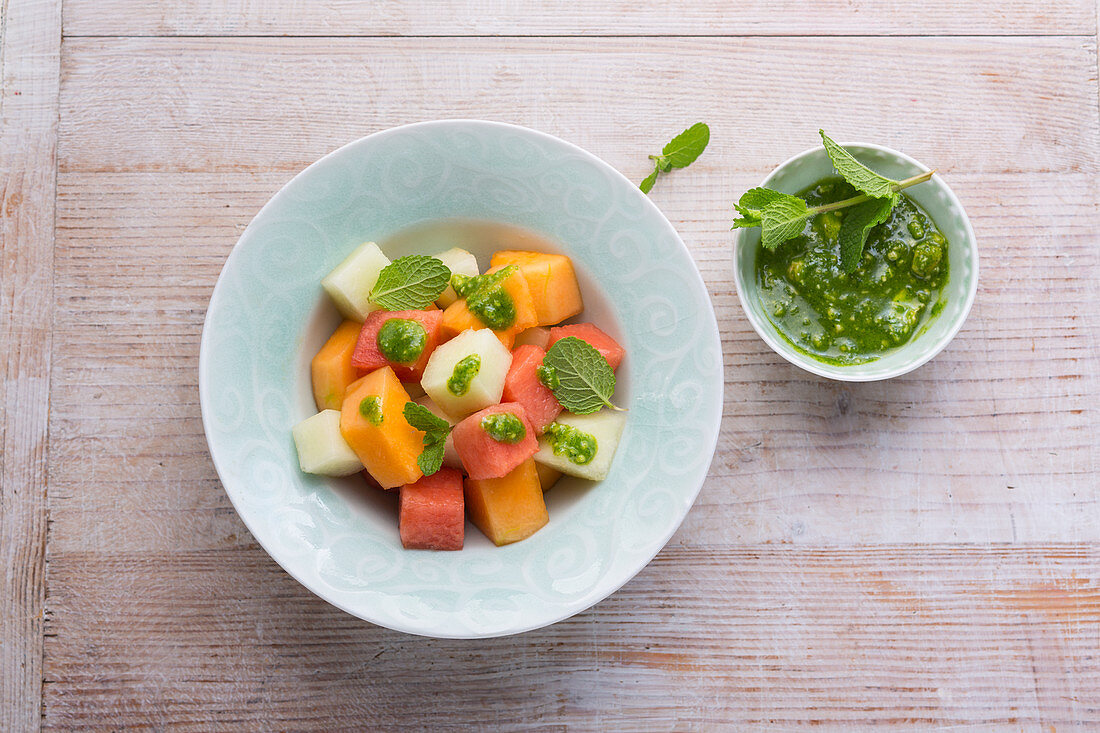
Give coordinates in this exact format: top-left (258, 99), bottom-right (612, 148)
top-left (732, 142), bottom-right (979, 382)
top-left (198, 119), bottom-right (724, 637)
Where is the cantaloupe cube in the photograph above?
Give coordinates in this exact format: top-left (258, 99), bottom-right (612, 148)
top-left (311, 320), bottom-right (364, 411)
top-left (490, 250), bottom-right (583, 326)
top-left (421, 328), bottom-right (512, 419)
top-left (339, 367), bottom-right (423, 489)
top-left (464, 459), bottom-right (548, 546)
top-left (535, 462), bottom-right (562, 491)
top-left (441, 266), bottom-right (537, 348)
top-left (400, 468), bottom-right (465, 550)
top-left (433, 247), bottom-right (479, 308)
top-left (534, 411), bottom-right (627, 481)
top-left (292, 410), bottom-right (363, 476)
top-left (547, 323), bottom-right (625, 371)
top-left (452, 403), bottom-right (538, 480)
top-left (413, 395), bottom-right (463, 470)
top-left (321, 242), bottom-right (391, 321)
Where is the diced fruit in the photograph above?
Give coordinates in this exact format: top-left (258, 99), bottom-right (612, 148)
top-left (321, 241), bottom-right (390, 321)
top-left (399, 468), bottom-right (465, 550)
top-left (351, 309), bottom-right (443, 383)
top-left (339, 367), bottom-right (423, 489)
top-left (292, 410), bottom-right (364, 476)
top-left (464, 459), bottom-right (548, 546)
top-left (441, 265), bottom-right (538, 348)
top-left (514, 326), bottom-right (550, 349)
top-left (433, 247), bottom-right (479, 308)
top-left (413, 395), bottom-right (463, 470)
top-left (502, 344), bottom-right (562, 432)
top-left (420, 328), bottom-right (512, 419)
top-left (311, 320), bottom-right (364, 411)
top-left (452, 403), bottom-right (538, 480)
top-left (535, 462), bottom-right (562, 491)
top-left (534, 411), bottom-right (627, 481)
top-left (490, 250), bottom-right (583, 326)
top-left (403, 381), bottom-right (426, 399)
top-left (548, 323), bottom-right (625, 371)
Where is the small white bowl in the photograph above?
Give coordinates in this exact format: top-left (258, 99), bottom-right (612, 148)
top-left (733, 143), bottom-right (978, 381)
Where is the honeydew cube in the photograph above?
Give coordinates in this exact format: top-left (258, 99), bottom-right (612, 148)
top-left (534, 411), bottom-right (627, 481)
top-left (421, 328), bottom-right (512, 419)
top-left (433, 247), bottom-right (479, 308)
top-left (292, 409), bottom-right (363, 476)
top-left (413, 395), bottom-right (464, 470)
top-left (321, 241), bottom-right (390, 321)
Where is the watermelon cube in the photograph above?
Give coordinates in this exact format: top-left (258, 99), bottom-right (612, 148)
top-left (547, 323), bottom-right (625, 371)
top-left (321, 241), bottom-right (390, 321)
top-left (501, 344), bottom-right (562, 433)
top-left (399, 468), bottom-right (465, 550)
top-left (464, 459), bottom-right (548, 546)
top-left (351, 309), bottom-right (443, 382)
top-left (292, 409), bottom-right (363, 476)
top-left (452, 403), bottom-right (538, 480)
top-left (534, 410), bottom-right (627, 481)
top-left (421, 328), bottom-right (512, 419)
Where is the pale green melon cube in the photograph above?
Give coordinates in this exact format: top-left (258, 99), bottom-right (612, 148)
top-left (292, 409), bottom-right (363, 476)
top-left (421, 328), bottom-right (512, 419)
top-left (413, 395), bottom-right (463, 469)
top-left (321, 241), bottom-right (390, 321)
top-left (534, 411), bottom-right (627, 481)
top-left (433, 247), bottom-right (479, 308)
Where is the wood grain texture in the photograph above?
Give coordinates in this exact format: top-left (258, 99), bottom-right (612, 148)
top-left (43, 545), bottom-right (1100, 729)
top-left (61, 0), bottom-right (1096, 37)
top-left (38, 25), bottom-right (1100, 732)
top-left (0, 0), bottom-right (60, 730)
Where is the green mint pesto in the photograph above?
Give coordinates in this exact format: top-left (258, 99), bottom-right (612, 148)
top-left (544, 422), bottom-right (598, 465)
top-left (536, 364), bottom-right (560, 390)
top-left (453, 265), bottom-right (519, 331)
top-left (755, 176), bottom-right (950, 366)
top-left (481, 412), bottom-right (526, 444)
top-left (358, 396), bottom-right (384, 426)
top-left (376, 318), bottom-right (426, 365)
top-left (447, 354), bottom-right (481, 396)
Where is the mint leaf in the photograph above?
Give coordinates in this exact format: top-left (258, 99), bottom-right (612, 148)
top-left (819, 130), bottom-right (898, 199)
top-left (639, 122), bottom-right (710, 194)
top-left (839, 194), bottom-right (897, 273)
top-left (403, 401), bottom-right (452, 476)
top-left (662, 123), bottom-right (710, 168)
top-left (732, 187), bottom-right (801, 229)
top-left (542, 337), bottom-right (620, 414)
top-left (759, 196), bottom-right (811, 251)
top-left (369, 255), bottom-right (451, 311)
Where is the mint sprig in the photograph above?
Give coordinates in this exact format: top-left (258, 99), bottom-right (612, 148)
top-left (542, 337), bottom-right (622, 415)
top-left (403, 402), bottom-right (452, 476)
top-left (639, 122), bottom-right (710, 194)
top-left (369, 255), bottom-right (451, 311)
top-left (732, 130), bottom-right (935, 273)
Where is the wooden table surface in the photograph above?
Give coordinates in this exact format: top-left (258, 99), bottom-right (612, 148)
top-left (3, 0), bottom-right (1099, 729)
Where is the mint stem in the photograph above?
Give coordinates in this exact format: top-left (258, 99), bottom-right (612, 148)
top-left (809, 169), bottom-right (936, 215)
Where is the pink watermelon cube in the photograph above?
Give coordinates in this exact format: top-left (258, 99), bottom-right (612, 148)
top-left (399, 468), bottom-right (465, 551)
top-left (547, 323), bottom-right (624, 371)
top-left (501, 344), bottom-right (562, 433)
top-left (452, 403), bottom-right (538, 480)
top-left (351, 309), bottom-right (443, 382)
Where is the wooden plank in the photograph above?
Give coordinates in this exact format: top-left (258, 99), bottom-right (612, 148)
top-left (0, 0), bottom-right (61, 730)
top-left (56, 37), bottom-right (1099, 176)
top-left (61, 0), bottom-right (1096, 37)
top-left (42, 545), bottom-right (1100, 728)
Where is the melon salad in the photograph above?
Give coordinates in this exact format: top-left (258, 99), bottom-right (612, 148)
top-left (292, 241), bottom-right (628, 550)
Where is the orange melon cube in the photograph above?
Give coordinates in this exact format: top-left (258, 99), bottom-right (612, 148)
top-left (311, 320), bottom-right (364, 411)
top-left (441, 266), bottom-right (537, 348)
top-left (464, 458), bottom-right (548, 546)
top-left (490, 250), bottom-right (583, 327)
top-left (535, 462), bottom-right (562, 491)
top-left (339, 367), bottom-right (423, 489)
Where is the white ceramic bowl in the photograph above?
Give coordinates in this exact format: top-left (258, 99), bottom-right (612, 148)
top-left (733, 143), bottom-right (978, 381)
top-left (199, 121), bottom-right (723, 638)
